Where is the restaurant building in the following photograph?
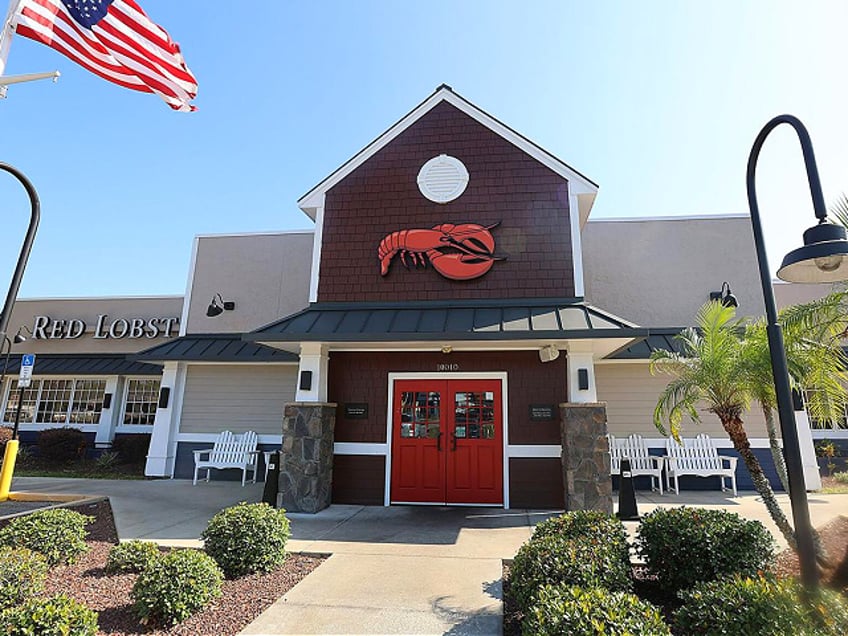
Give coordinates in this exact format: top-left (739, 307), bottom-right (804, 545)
top-left (3, 86), bottom-right (837, 509)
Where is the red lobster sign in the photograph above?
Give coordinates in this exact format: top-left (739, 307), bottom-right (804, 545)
top-left (378, 222), bottom-right (504, 281)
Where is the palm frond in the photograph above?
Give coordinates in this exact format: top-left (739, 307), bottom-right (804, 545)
top-left (830, 193), bottom-right (848, 228)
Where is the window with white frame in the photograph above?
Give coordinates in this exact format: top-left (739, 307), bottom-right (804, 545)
top-left (122, 379), bottom-right (160, 425)
top-left (2, 378), bottom-right (107, 425)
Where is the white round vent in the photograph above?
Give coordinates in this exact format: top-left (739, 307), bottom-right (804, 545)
top-left (417, 154), bottom-right (469, 203)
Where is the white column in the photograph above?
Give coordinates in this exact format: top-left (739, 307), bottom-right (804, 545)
top-left (93, 376), bottom-right (120, 449)
top-left (145, 362), bottom-right (186, 477)
top-left (566, 346), bottom-right (597, 403)
top-left (794, 408), bottom-right (822, 491)
top-left (295, 342), bottom-right (329, 402)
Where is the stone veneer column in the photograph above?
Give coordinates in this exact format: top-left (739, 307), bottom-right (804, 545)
top-left (560, 402), bottom-right (612, 514)
top-left (277, 402), bottom-right (337, 513)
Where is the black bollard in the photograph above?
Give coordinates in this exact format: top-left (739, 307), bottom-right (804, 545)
top-left (262, 451), bottom-right (281, 506)
top-left (615, 457), bottom-right (640, 521)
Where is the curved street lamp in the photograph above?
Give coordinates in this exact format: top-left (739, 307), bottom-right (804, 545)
top-left (0, 162), bottom-right (40, 502)
top-left (746, 114), bottom-right (848, 591)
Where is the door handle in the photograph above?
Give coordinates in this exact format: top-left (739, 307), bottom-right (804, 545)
top-left (436, 432), bottom-right (442, 451)
top-left (451, 432), bottom-right (457, 451)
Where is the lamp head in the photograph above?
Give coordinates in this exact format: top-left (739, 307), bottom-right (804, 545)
top-left (13, 325), bottom-right (31, 343)
top-left (206, 293), bottom-right (235, 317)
top-left (709, 282), bottom-right (738, 308)
top-left (777, 221), bottom-right (848, 283)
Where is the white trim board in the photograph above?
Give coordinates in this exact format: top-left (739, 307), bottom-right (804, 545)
top-left (298, 87), bottom-right (598, 222)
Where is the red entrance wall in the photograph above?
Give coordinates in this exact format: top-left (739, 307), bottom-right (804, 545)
top-left (328, 351), bottom-right (567, 507)
top-left (317, 101), bottom-right (576, 302)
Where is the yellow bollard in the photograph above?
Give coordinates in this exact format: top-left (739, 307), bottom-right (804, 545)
top-left (0, 440), bottom-right (19, 501)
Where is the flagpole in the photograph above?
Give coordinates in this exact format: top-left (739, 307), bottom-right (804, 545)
top-left (0, 0), bottom-right (22, 79)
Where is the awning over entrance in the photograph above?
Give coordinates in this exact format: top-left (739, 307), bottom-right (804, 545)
top-left (131, 334), bottom-right (298, 364)
top-left (0, 355), bottom-right (162, 375)
top-left (244, 299), bottom-right (649, 344)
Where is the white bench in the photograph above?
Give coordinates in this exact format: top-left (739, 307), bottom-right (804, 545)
top-left (608, 434), bottom-right (664, 494)
top-left (665, 434), bottom-right (738, 496)
top-left (193, 430), bottom-right (259, 486)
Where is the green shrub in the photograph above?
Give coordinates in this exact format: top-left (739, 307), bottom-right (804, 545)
top-left (111, 434), bottom-right (151, 464)
top-left (201, 502), bottom-right (290, 578)
top-left (637, 506), bottom-right (773, 593)
top-left (532, 510), bottom-right (629, 544)
top-left (0, 508), bottom-right (91, 566)
top-left (131, 549), bottom-right (223, 625)
top-left (0, 547), bottom-right (48, 610)
top-left (37, 427), bottom-right (87, 462)
top-left (94, 450), bottom-right (120, 472)
top-left (106, 540), bottom-right (161, 574)
top-left (510, 532), bottom-right (632, 613)
top-left (833, 471), bottom-right (848, 484)
top-left (674, 574), bottom-right (848, 635)
top-left (0, 427), bottom-right (12, 451)
top-left (0, 593), bottom-right (98, 636)
top-left (522, 584), bottom-right (670, 636)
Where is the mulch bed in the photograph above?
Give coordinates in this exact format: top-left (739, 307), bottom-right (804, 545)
top-left (1, 499), bottom-right (325, 636)
top-left (502, 516), bottom-right (848, 636)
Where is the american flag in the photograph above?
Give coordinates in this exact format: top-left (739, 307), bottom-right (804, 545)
top-left (13, 0), bottom-right (197, 111)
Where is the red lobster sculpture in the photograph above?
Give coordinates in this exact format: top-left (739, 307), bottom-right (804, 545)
top-left (377, 222), bottom-right (503, 281)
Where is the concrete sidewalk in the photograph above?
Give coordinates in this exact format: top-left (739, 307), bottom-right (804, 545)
top-left (9, 477), bottom-right (847, 635)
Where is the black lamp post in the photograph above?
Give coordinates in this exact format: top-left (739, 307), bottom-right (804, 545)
top-left (746, 114), bottom-right (848, 591)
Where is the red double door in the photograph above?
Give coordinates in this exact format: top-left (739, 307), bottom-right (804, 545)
top-left (390, 379), bottom-right (503, 505)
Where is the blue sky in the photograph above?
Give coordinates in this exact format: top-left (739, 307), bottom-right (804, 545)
top-left (0, 1), bottom-right (846, 300)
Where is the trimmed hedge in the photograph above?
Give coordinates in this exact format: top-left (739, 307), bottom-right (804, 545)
top-left (111, 434), bottom-right (151, 464)
top-left (532, 510), bottom-right (629, 545)
top-left (37, 427), bottom-right (87, 462)
top-left (131, 549), bottom-right (223, 625)
top-left (522, 584), bottom-right (671, 636)
top-left (674, 574), bottom-right (848, 635)
top-left (510, 534), bottom-right (632, 612)
top-left (106, 540), bottom-right (161, 574)
top-left (637, 507), bottom-right (774, 593)
top-left (0, 594), bottom-right (98, 636)
top-left (0, 508), bottom-right (91, 566)
top-left (201, 502), bottom-right (290, 578)
top-left (0, 547), bottom-right (48, 610)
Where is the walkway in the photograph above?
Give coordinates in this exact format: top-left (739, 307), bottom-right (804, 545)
top-left (8, 477), bottom-right (847, 635)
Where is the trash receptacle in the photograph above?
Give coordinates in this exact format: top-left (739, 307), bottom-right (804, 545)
top-left (262, 451), bottom-right (281, 506)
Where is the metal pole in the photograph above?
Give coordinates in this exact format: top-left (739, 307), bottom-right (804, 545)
top-left (746, 114), bottom-right (820, 590)
top-left (10, 385), bottom-right (22, 438)
top-left (0, 162), bottom-right (40, 352)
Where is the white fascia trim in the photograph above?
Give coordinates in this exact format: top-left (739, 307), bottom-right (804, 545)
top-left (334, 442), bottom-right (388, 455)
top-left (184, 361), bottom-right (298, 367)
top-left (811, 430), bottom-right (848, 439)
top-left (298, 88), bottom-right (598, 217)
top-left (179, 237), bottom-right (199, 337)
top-left (15, 424), bottom-right (98, 432)
top-left (637, 437), bottom-right (774, 449)
top-left (569, 191), bottom-right (584, 297)
top-left (176, 433), bottom-right (283, 445)
top-left (308, 197), bottom-right (326, 303)
top-left (114, 425), bottom-right (154, 434)
top-left (17, 294), bottom-right (184, 302)
top-left (507, 445), bottom-right (562, 458)
top-left (384, 371), bottom-right (510, 508)
top-left (194, 229), bottom-right (314, 239)
top-left (588, 213), bottom-right (749, 224)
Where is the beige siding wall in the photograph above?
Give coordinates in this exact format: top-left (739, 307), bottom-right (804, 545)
top-left (179, 365), bottom-right (297, 436)
top-left (596, 363), bottom-right (769, 439)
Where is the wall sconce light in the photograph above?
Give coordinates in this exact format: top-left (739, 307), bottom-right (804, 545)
top-left (539, 344), bottom-right (560, 363)
top-left (709, 281), bottom-right (738, 308)
top-left (206, 293), bottom-right (235, 317)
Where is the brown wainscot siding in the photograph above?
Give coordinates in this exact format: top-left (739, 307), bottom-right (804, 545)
top-left (509, 458), bottom-right (565, 509)
top-left (332, 455), bottom-right (385, 505)
top-left (328, 351), bottom-right (567, 446)
top-left (317, 101), bottom-right (575, 302)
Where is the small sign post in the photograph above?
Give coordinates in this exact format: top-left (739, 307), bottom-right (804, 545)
top-left (12, 354), bottom-right (35, 439)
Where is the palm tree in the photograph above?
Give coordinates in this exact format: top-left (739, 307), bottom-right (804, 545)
top-left (650, 302), bottom-right (802, 555)
top-left (742, 292), bottom-right (848, 492)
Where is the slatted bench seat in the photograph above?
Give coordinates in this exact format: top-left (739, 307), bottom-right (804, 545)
top-left (193, 430), bottom-right (259, 486)
top-left (664, 433), bottom-right (738, 496)
top-left (608, 434), bottom-right (664, 494)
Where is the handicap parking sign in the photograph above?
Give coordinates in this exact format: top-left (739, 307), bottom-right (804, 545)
top-left (19, 354), bottom-right (35, 388)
